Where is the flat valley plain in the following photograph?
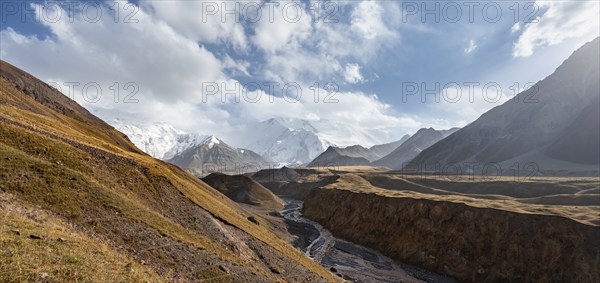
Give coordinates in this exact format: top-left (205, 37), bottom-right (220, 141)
top-left (334, 168), bottom-right (600, 226)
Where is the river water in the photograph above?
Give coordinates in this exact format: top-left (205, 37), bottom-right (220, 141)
top-left (279, 198), bottom-right (455, 283)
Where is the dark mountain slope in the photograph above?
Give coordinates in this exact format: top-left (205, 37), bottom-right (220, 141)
top-left (369, 134), bottom-right (410, 158)
top-left (374, 128), bottom-right (459, 169)
top-left (307, 146), bottom-right (372, 167)
top-left (410, 38), bottom-right (600, 175)
top-left (307, 136), bottom-right (414, 168)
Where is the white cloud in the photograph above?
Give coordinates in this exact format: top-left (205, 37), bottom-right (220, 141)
top-left (251, 1), bottom-right (312, 54)
top-left (350, 1), bottom-right (393, 40)
top-left (512, 1), bottom-right (600, 58)
top-left (343, 63), bottom-right (364, 84)
top-left (0, 0), bottom-right (419, 145)
top-left (0, 3), bottom-right (225, 107)
top-left (254, 1), bottom-right (400, 83)
top-left (140, 0), bottom-right (251, 50)
top-left (222, 55), bottom-right (251, 77)
top-left (0, 2), bottom-right (236, 134)
top-left (464, 39), bottom-right (477, 54)
top-left (234, 86), bottom-right (424, 146)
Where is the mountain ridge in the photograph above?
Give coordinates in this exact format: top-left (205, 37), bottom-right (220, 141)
top-left (167, 135), bottom-right (269, 177)
top-left (409, 37), bottom-right (600, 175)
top-left (307, 128), bottom-right (458, 168)
top-left (374, 127), bottom-right (459, 170)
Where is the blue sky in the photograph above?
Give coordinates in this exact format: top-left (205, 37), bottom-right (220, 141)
top-left (1, 0), bottom-right (599, 146)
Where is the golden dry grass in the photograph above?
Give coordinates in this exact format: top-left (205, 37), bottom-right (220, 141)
top-left (0, 70), bottom-right (338, 282)
top-left (0, 192), bottom-right (164, 283)
top-left (326, 173), bottom-right (600, 226)
top-left (326, 166), bottom-right (390, 173)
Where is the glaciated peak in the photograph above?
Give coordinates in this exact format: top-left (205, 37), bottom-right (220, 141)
top-left (202, 135), bottom-right (221, 149)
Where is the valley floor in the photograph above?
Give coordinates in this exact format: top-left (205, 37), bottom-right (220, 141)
top-left (278, 198), bottom-right (455, 283)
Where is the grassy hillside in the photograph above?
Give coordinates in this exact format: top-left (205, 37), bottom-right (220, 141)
top-left (0, 60), bottom-right (337, 282)
top-left (0, 192), bottom-right (163, 282)
top-left (202, 173), bottom-right (285, 211)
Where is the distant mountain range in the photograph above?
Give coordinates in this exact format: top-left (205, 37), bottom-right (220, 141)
top-left (107, 117), bottom-right (329, 167)
top-left (110, 116), bottom-right (458, 172)
top-left (110, 121), bottom-right (208, 160)
top-left (91, 39), bottom-right (600, 177)
top-left (166, 136), bottom-right (269, 176)
top-left (307, 128), bottom-right (457, 168)
top-left (107, 120), bottom-right (272, 176)
top-left (410, 37), bottom-right (600, 176)
top-left (106, 116), bottom-right (416, 168)
top-left (307, 145), bottom-right (374, 167)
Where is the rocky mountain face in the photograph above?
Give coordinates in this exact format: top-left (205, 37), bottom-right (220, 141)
top-left (374, 127), bottom-right (459, 170)
top-left (167, 136), bottom-right (269, 176)
top-left (303, 187), bottom-right (599, 283)
top-left (410, 37), bottom-right (600, 175)
top-left (202, 173), bottom-right (285, 210)
top-left (0, 60), bottom-right (336, 282)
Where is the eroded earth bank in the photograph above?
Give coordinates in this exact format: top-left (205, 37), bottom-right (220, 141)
top-left (301, 173), bottom-right (600, 283)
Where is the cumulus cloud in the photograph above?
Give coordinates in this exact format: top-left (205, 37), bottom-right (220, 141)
top-left (0, 0), bottom-right (417, 145)
top-left (0, 2), bottom-right (225, 107)
top-left (512, 1), bottom-right (600, 57)
top-left (140, 0), bottom-right (251, 50)
top-left (315, 1), bottom-right (400, 60)
top-left (350, 1), bottom-right (395, 41)
top-left (343, 63), bottom-right (364, 84)
top-left (251, 0), bottom-right (312, 54)
top-left (0, 2), bottom-right (237, 134)
top-left (253, 1), bottom-right (400, 83)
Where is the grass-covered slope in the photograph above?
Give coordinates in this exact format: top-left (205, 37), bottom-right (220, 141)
top-left (202, 173), bottom-right (285, 211)
top-left (0, 60), bottom-right (337, 282)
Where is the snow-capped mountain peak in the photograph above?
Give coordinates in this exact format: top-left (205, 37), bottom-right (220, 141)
top-left (232, 118), bottom-right (328, 165)
top-left (203, 135), bottom-right (222, 149)
top-left (108, 119), bottom-right (208, 160)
